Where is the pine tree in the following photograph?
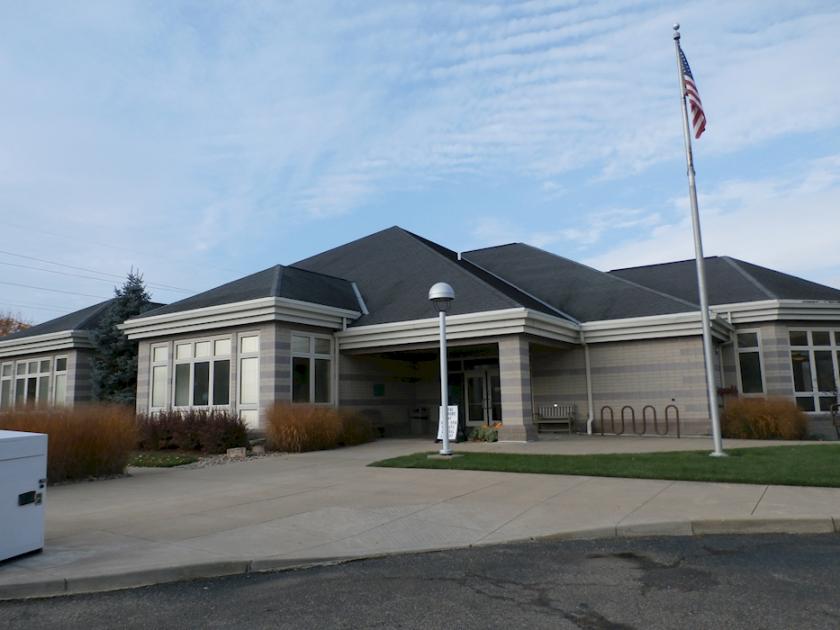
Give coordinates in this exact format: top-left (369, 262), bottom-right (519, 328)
top-left (91, 270), bottom-right (153, 405)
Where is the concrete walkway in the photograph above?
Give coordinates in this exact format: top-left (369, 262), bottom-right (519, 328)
top-left (2, 436), bottom-right (839, 600)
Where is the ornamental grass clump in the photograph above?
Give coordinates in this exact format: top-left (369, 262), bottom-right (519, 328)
top-left (722, 397), bottom-right (808, 440)
top-left (135, 409), bottom-right (248, 454)
top-left (0, 404), bottom-right (137, 483)
top-left (266, 403), bottom-right (376, 452)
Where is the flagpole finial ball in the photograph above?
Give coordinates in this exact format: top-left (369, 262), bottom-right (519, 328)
top-left (673, 23), bottom-right (680, 30)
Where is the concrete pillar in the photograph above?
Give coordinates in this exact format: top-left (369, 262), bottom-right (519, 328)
top-left (497, 336), bottom-right (538, 442)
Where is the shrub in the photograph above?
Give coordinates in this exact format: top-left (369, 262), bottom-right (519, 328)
top-left (0, 404), bottom-right (137, 483)
top-left (265, 404), bottom-right (376, 452)
top-left (469, 425), bottom-right (498, 442)
top-left (722, 397), bottom-right (808, 440)
top-left (339, 410), bottom-right (377, 446)
top-left (135, 409), bottom-right (248, 454)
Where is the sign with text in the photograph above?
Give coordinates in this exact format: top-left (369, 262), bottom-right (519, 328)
top-left (436, 405), bottom-right (459, 441)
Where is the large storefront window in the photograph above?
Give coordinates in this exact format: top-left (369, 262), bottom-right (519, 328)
top-left (291, 334), bottom-right (332, 404)
top-left (172, 337), bottom-right (232, 408)
top-left (0, 357), bottom-right (63, 409)
top-left (736, 331), bottom-right (764, 394)
top-left (789, 330), bottom-right (840, 412)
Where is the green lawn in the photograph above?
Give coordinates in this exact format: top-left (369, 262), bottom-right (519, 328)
top-left (370, 444), bottom-right (840, 487)
top-left (129, 451), bottom-right (199, 468)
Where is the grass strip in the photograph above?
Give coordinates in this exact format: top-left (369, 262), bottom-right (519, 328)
top-left (129, 451), bottom-right (199, 468)
top-left (370, 444), bottom-right (840, 488)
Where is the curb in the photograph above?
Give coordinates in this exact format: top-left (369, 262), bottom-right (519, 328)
top-left (1, 517), bottom-right (837, 601)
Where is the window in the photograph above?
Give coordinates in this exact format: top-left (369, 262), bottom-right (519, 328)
top-left (789, 330), bottom-right (840, 412)
top-left (736, 331), bottom-right (764, 395)
top-left (290, 333), bottom-right (332, 404)
top-left (0, 362), bottom-right (12, 409)
top-left (54, 357), bottom-right (67, 406)
top-left (238, 334), bottom-right (260, 429)
top-left (8, 359), bottom-right (52, 406)
top-left (172, 337), bottom-right (232, 408)
top-left (150, 344), bottom-right (169, 409)
top-left (0, 357), bottom-right (56, 408)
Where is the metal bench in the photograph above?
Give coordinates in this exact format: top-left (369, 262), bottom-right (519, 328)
top-left (534, 404), bottom-right (576, 434)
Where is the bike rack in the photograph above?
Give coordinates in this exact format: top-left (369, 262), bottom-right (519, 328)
top-left (664, 404), bottom-right (681, 438)
top-left (623, 405), bottom-right (645, 436)
top-left (643, 405), bottom-right (664, 436)
top-left (599, 405), bottom-right (625, 436)
top-left (596, 404), bottom-right (681, 438)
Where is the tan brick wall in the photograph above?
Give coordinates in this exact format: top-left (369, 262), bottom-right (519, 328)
top-left (339, 353), bottom-right (432, 435)
top-left (532, 336), bottom-right (712, 435)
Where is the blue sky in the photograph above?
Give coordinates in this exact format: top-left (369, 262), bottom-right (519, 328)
top-left (2, 1), bottom-right (840, 324)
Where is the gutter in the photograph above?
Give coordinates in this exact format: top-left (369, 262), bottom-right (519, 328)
top-left (581, 331), bottom-right (595, 435)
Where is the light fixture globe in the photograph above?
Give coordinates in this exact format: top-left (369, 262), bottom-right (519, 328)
top-left (428, 282), bottom-right (455, 312)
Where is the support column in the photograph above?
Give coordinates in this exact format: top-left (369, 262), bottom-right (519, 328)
top-left (497, 336), bottom-right (538, 442)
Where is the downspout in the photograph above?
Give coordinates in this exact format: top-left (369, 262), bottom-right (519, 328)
top-left (581, 331), bottom-right (595, 435)
top-left (333, 317), bottom-right (346, 409)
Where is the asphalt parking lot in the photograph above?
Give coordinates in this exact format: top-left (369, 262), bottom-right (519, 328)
top-left (2, 534), bottom-right (839, 629)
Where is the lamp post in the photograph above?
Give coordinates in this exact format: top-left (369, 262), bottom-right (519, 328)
top-left (429, 282), bottom-right (455, 456)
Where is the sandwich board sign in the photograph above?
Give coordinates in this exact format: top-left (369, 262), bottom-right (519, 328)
top-left (437, 405), bottom-right (459, 441)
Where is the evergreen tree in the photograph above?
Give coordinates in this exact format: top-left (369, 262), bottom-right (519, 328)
top-left (91, 270), bottom-right (153, 405)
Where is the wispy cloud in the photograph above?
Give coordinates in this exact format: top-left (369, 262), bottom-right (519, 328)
top-left (584, 153), bottom-right (840, 288)
top-left (0, 1), bottom-right (838, 321)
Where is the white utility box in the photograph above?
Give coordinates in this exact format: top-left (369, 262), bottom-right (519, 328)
top-left (0, 430), bottom-right (48, 562)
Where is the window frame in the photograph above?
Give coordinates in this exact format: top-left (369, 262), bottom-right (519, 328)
top-left (149, 342), bottom-right (170, 411)
top-left (734, 329), bottom-right (766, 396)
top-left (171, 335), bottom-right (233, 410)
top-left (0, 356), bottom-right (60, 408)
top-left (0, 361), bottom-right (13, 409)
top-left (788, 328), bottom-right (840, 413)
top-left (289, 332), bottom-right (334, 405)
top-left (237, 331), bottom-right (261, 428)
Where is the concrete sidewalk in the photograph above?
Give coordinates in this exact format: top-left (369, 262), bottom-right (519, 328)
top-left (2, 437), bottom-right (839, 600)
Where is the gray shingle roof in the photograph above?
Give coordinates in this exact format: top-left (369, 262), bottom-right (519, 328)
top-left (293, 227), bottom-right (573, 326)
top-left (462, 243), bottom-right (699, 322)
top-left (134, 265), bottom-right (360, 319)
top-left (1, 299), bottom-right (161, 341)
top-left (1, 300), bottom-right (116, 341)
top-left (610, 257), bottom-right (840, 305)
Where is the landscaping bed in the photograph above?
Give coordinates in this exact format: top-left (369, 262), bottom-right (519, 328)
top-left (370, 444), bottom-right (840, 488)
top-left (129, 451), bottom-right (200, 468)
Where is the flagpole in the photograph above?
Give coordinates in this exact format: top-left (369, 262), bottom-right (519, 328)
top-left (672, 23), bottom-right (725, 457)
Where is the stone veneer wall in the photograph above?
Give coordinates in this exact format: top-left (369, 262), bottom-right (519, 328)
top-left (531, 335), bottom-right (714, 435)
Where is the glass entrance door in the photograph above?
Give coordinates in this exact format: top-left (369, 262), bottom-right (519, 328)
top-left (465, 368), bottom-right (501, 426)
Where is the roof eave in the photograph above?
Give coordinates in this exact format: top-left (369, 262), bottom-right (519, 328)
top-left (120, 296), bottom-right (362, 340)
top-left (0, 330), bottom-right (93, 358)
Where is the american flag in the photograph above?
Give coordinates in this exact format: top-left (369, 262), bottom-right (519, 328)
top-left (678, 45), bottom-right (706, 139)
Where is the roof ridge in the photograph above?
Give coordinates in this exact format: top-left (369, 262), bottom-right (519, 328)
top-left (459, 257), bottom-right (580, 324)
top-left (609, 257), bottom-right (718, 273)
top-left (719, 257), bottom-right (777, 299)
top-left (518, 244), bottom-right (701, 311)
top-left (285, 264), bottom-right (354, 283)
top-left (271, 265), bottom-right (283, 297)
top-left (398, 230), bottom-right (534, 312)
top-left (68, 299), bottom-right (114, 330)
top-left (293, 226), bottom-right (406, 267)
top-left (462, 242), bottom-right (522, 255)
